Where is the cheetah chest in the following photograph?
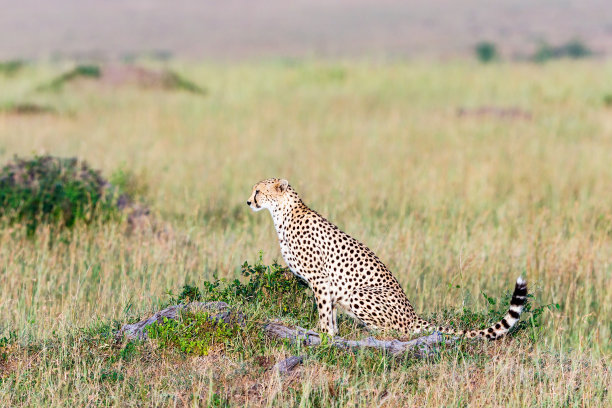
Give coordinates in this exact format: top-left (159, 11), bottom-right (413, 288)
top-left (274, 220), bottom-right (327, 285)
top-left (277, 231), bottom-right (311, 282)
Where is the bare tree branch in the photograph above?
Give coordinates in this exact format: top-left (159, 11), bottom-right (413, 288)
top-left (263, 321), bottom-right (457, 357)
top-left (273, 355), bottom-right (305, 374)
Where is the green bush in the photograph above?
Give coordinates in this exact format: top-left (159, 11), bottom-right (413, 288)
top-left (474, 42), bottom-right (498, 63)
top-left (189, 252), bottom-right (314, 320)
top-left (176, 284), bottom-right (203, 303)
top-left (532, 40), bottom-right (593, 62)
top-left (563, 40), bottom-right (592, 58)
top-left (0, 60), bottom-right (24, 76)
top-left (0, 155), bottom-right (120, 235)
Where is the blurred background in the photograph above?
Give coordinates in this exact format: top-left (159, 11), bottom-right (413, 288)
top-left (1, 0), bottom-right (611, 61)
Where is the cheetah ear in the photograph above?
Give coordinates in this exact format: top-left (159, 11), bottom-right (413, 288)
top-left (275, 179), bottom-right (289, 193)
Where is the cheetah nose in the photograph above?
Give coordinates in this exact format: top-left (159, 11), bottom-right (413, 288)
top-left (246, 201), bottom-right (252, 206)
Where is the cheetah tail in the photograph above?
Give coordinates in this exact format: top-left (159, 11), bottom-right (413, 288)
top-left (418, 277), bottom-right (528, 340)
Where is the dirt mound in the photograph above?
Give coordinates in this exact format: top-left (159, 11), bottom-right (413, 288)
top-left (38, 64), bottom-right (206, 94)
top-left (99, 65), bottom-right (200, 92)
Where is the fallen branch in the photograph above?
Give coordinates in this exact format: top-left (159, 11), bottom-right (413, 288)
top-left (273, 355), bottom-right (305, 374)
top-left (263, 322), bottom-right (457, 358)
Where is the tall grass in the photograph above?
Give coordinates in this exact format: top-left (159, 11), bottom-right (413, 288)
top-left (0, 60), bottom-right (610, 406)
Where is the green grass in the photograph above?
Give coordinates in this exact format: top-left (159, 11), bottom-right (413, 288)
top-left (0, 59), bottom-right (611, 406)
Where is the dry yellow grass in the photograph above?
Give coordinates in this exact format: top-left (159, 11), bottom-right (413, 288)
top-left (0, 60), bottom-right (610, 406)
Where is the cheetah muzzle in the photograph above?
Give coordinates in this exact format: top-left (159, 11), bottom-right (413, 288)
top-left (247, 178), bottom-right (528, 339)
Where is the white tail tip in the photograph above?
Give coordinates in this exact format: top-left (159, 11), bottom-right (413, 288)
top-left (516, 276), bottom-right (526, 285)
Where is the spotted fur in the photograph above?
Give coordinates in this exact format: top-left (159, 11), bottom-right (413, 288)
top-left (247, 178), bottom-right (528, 338)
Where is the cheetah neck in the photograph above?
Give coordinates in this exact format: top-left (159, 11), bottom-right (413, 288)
top-left (269, 191), bottom-right (306, 235)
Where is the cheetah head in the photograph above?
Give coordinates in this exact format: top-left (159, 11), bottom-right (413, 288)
top-left (247, 178), bottom-right (289, 212)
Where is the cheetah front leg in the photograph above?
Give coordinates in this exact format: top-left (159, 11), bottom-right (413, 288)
top-left (311, 278), bottom-right (336, 336)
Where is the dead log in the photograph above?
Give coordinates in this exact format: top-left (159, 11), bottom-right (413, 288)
top-left (263, 322), bottom-right (456, 358)
top-left (273, 355), bottom-right (305, 374)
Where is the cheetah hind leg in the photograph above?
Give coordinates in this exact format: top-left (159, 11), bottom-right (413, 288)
top-left (331, 305), bottom-right (338, 334)
top-left (347, 286), bottom-right (416, 335)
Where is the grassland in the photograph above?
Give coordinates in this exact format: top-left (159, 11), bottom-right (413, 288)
top-left (0, 60), bottom-right (611, 406)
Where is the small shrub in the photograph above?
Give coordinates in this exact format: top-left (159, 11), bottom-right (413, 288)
top-left (197, 252), bottom-right (313, 320)
top-left (236, 252), bottom-right (310, 302)
top-left (603, 94), bottom-right (612, 107)
top-left (0, 155), bottom-right (120, 235)
top-left (475, 42), bottom-right (498, 63)
top-left (563, 40), bottom-right (592, 58)
top-left (166, 253), bottom-right (314, 325)
top-left (177, 284), bottom-right (202, 303)
top-left (0, 60), bottom-right (24, 76)
top-left (147, 312), bottom-right (240, 355)
top-left (532, 40), bottom-right (593, 62)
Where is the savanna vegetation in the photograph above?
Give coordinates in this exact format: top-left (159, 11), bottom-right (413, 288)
top-left (0, 60), bottom-right (611, 406)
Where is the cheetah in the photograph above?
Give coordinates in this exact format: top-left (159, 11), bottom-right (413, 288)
top-left (247, 178), bottom-right (528, 339)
